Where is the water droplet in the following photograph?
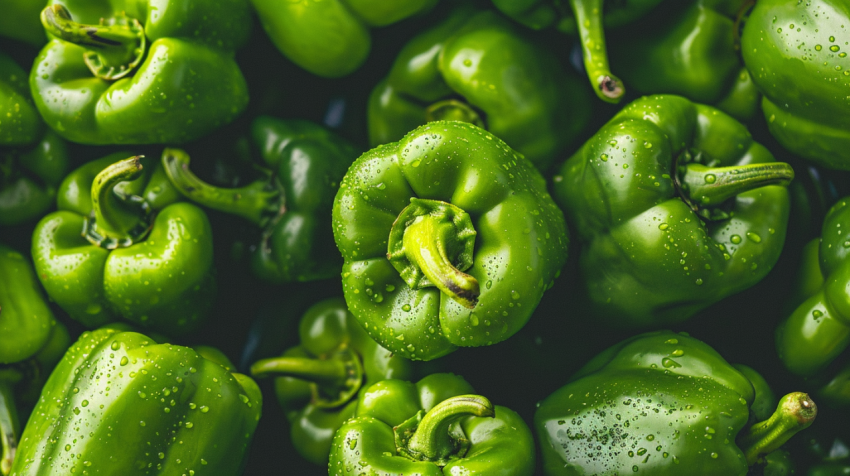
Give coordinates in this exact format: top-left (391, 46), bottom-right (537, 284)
top-left (746, 232), bottom-right (761, 243)
top-left (813, 310), bottom-right (823, 319)
top-left (200, 406), bottom-right (209, 413)
top-left (662, 358), bottom-right (682, 368)
top-left (110, 341), bottom-right (120, 350)
top-left (705, 174), bottom-right (716, 184)
top-left (816, 44), bottom-right (823, 51)
top-left (831, 45), bottom-right (841, 52)
top-left (185, 422), bottom-right (193, 428)
top-left (401, 304), bottom-right (411, 312)
top-left (659, 223), bottom-right (669, 230)
top-left (81, 400), bottom-right (89, 407)
top-left (120, 356), bottom-right (129, 366)
top-left (730, 235), bottom-right (742, 244)
top-left (511, 290), bottom-right (520, 300)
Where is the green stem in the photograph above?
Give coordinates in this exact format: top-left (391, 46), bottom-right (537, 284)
top-left (681, 162), bottom-right (795, 207)
top-left (570, 0), bottom-right (624, 103)
top-left (738, 392), bottom-right (817, 465)
top-left (426, 100), bottom-right (486, 129)
top-left (86, 156), bottom-right (151, 249)
top-left (0, 382), bottom-right (20, 476)
top-left (406, 395), bottom-right (494, 462)
top-left (162, 148), bottom-right (282, 227)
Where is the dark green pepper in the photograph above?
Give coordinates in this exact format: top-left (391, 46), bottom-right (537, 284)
top-left (368, 7), bottom-right (590, 171)
top-left (330, 373), bottom-right (535, 475)
top-left (535, 331), bottom-right (817, 476)
top-left (552, 95), bottom-right (794, 327)
top-left (249, 298), bottom-right (413, 465)
top-left (333, 121), bottom-right (568, 361)
top-left (9, 326), bottom-right (262, 475)
top-left (30, 0), bottom-right (251, 145)
top-left (31, 153), bottom-right (215, 336)
top-left (163, 118), bottom-right (357, 283)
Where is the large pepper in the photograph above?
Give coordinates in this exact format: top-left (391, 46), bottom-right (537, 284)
top-left (0, 244), bottom-right (69, 475)
top-left (163, 118), bottom-right (357, 283)
top-left (776, 197), bottom-right (850, 408)
top-left (368, 7), bottom-right (590, 171)
top-left (332, 121), bottom-right (568, 361)
top-left (741, 0), bottom-right (850, 170)
top-left (9, 326), bottom-right (262, 476)
top-left (249, 298), bottom-right (413, 465)
top-left (31, 153), bottom-right (215, 336)
top-left (330, 372), bottom-right (535, 475)
top-left (29, 0), bottom-right (251, 145)
top-left (552, 95), bottom-right (794, 327)
top-left (491, 0), bottom-right (665, 103)
top-left (251, 0), bottom-right (437, 77)
top-left (535, 330), bottom-right (818, 476)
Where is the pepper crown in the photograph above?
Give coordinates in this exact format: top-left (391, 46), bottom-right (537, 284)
top-left (738, 392), bottom-right (817, 465)
top-left (84, 156), bottom-right (153, 249)
top-left (571, 0), bottom-right (624, 102)
top-left (425, 100), bottom-right (486, 130)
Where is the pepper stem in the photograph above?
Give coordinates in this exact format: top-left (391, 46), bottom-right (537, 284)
top-left (162, 148), bottom-right (282, 227)
top-left (41, 5), bottom-right (145, 80)
top-left (738, 392), bottom-right (817, 465)
top-left (680, 162), bottom-right (795, 208)
top-left (426, 100), bottom-right (486, 129)
top-left (0, 382), bottom-right (20, 476)
top-left (85, 156), bottom-right (152, 249)
top-left (570, 0), bottom-right (624, 103)
top-left (406, 395), bottom-right (494, 462)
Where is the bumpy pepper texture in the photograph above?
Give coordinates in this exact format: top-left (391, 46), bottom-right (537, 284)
top-left (552, 95), bottom-right (793, 327)
top-left (333, 121), bottom-right (568, 361)
top-left (30, 0), bottom-right (251, 145)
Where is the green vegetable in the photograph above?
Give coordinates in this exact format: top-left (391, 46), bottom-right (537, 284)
top-left (0, 1), bottom-right (47, 45)
top-left (552, 95), bottom-right (794, 327)
top-left (9, 326), bottom-right (262, 475)
top-left (535, 331), bottom-right (817, 475)
top-left (30, 0), bottom-right (251, 145)
top-left (330, 373), bottom-right (534, 475)
top-left (250, 298), bottom-right (413, 465)
top-left (368, 7), bottom-right (590, 171)
top-left (31, 153), bottom-right (215, 336)
top-left (164, 118), bottom-right (357, 283)
top-left (332, 121), bottom-right (568, 361)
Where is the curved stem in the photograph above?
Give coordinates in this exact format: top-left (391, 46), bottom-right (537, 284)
top-left (681, 162), bottom-right (794, 207)
top-left (0, 382), bottom-right (20, 476)
top-left (88, 156), bottom-right (149, 249)
top-left (162, 148), bottom-right (282, 227)
top-left (738, 392), bottom-right (817, 465)
top-left (426, 100), bottom-right (486, 129)
top-left (250, 357), bottom-right (350, 385)
top-left (407, 395), bottom-right (494, 462)
top-left (570, 0), bottom-right (624, 103)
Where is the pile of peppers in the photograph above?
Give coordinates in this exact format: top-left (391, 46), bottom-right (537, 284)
top-left (2, 0), bottom-right (850, 474)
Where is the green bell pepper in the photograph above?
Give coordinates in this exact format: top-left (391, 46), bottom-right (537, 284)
top-left (251, 0), bottom-right (438, 77)
top-left (29, 0), bottom-right (251, 145)
top-left (552, 95), bottom-right (794, 327)
top-left (163, 118), bottom-right (357, 283)
top-left (0, 1), bottom-right (47, 46)
top-left (535, 330), bottom-right (818, 476)
top-left (333, 121), bottom-right (568, 361)
top-left (368, 7), bottom-right (590, 171)
top-left (330, 372), bottom-right (535, 475)
top-left (491, 0), bottom-right (665, 103)
top-left (249, 297), bottom-right (413, 465)
top-left (741, 0), bottom-right (850, 170)
top-left (0, 243), bottom-right (69, 475)
top-left (9, 326), bottom-right (262, 476)
top-left (31, 152), bottom-right (215, 336)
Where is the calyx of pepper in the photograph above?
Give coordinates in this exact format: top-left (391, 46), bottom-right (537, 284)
top-left (387, 198), bottom-right (479, 309)
top-left (84, 157), bottom-right (153, 249)
top-left (738, 392), bottom-right (817, 465)
top-left (426, 100), bottom-right (486, 130)
top-left (41, 4), bottom-right (146, 80)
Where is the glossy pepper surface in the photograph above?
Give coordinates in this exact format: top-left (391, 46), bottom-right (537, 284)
top-left (552, 95), bottom-right (794, 327)
top-left (741, 0), bottom-right (850, 170)
top-left (30, 0), bottom-right (251, 145)
top-left (31, 153), bottom-right (215, 336)
top-left (164, 118), bottom-right (357, 283)
top-left (333, 121), bottom-right (569, 361)
top-left (535, 331), bottom-right (818, 476)
top-left (9, 326), bottom-right (262, 476)
top-left (249, 298), bottom-right (413, 465)
top-left (368, 7), bottom-right (590, 171)
top-left (329, 373), bottom-right (534, 475)
top-left (251, 0), bottom-right (437, 77)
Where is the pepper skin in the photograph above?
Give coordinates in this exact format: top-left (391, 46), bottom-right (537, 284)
top-left (31, 153), bottom-right (215, 336)
top-left (249, 298), bottom-right (413, 465)
top-left (29, 0), bottom-right (251, 145)
top-left (552, 95), bottom-right (794, 327)
top-left (741, 0), bottom-right (850, 170)
top-left (163, 118), bottom-right (358, 283)
top-left (333, 121), bottom-right (568, 361)
top-left (8, 326), bottom-right (262, 476)
top-left (0, 1), bottom-right (46, 46)
top-left (329, 373), bottom-right (534, 475)
top-left (368, 7), bottom-right (590, 171)
top-left (251, 0), bottom-right (438, 77)
top-left (535, 331), bottom-right (818, 476)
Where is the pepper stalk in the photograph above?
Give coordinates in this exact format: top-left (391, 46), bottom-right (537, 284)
top-left (570, 0), bottom-right (625, 103)
top-left (738, 392), bottom-right (817, 465)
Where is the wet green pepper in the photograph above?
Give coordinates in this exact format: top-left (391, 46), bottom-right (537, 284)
top-left (535, 331), bottom-right (817, 476)
top-left (31, 153), bottom-right (215, 336)
top-left (368, 6), bottom-right (590, 171)
top-left (249, 298), bottom-right (413, 465)
top-left (552, 95), bottom-right (794, 327)
top-left (333, 121), bottom-right (568, 361)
